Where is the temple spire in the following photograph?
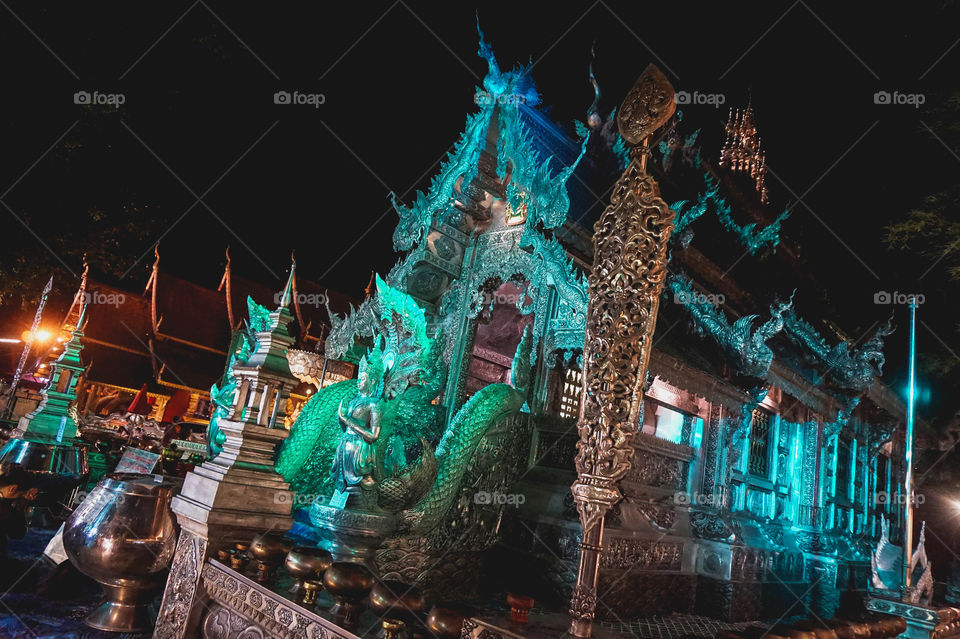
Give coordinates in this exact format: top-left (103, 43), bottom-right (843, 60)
top-left (279, 254), bottom-right (295, 310)
top-left (76, 296), bottom-right (88, 331)
top-left (16, 298), bottom-right (87, 442)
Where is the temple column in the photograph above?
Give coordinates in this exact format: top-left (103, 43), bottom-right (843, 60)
top-left (568, 65), bottom-right (677, 638)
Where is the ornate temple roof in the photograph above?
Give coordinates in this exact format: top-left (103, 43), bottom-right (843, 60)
top-left (329, 29), bottom-right (909, 431)
top-left (64, 257), bottom-right (356, 397)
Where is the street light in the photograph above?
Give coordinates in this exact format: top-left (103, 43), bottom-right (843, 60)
top-left (19, 328), bottom-right (53, 343)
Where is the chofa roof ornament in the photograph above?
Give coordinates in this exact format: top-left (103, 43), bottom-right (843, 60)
top-left (616, 64), bottom-right (676, 146)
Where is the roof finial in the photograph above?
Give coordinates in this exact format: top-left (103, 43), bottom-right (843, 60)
top-left (476, 12), bottom-right (500, 78)
top-left (76, 297), bottom-right (89, 331)
top-left (587, 40), bottom-right (602, 129)
top-left (220, 245), bottom-right (235, 328)
top-left (364, 270), bottom-right (376, 299)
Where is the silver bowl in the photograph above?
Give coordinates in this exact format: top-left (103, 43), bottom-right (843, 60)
top-left (0, 437), bottom-right (88, 505)
top-left (63, 472), bottom-right (182, 632)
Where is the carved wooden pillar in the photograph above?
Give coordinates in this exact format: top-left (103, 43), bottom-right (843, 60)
top-left (568, 64), bottom-right (676, 638)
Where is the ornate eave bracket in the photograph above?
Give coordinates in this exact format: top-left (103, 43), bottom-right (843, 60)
top-left (665, 273), bottom-right (792, 379)
top-left (783, 311), bottom-right (895, 393)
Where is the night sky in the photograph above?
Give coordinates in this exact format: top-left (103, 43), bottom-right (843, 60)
top-left (1, 1), bottom-right (958, 415)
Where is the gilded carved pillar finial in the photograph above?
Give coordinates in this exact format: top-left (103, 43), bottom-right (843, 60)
top-left (568, 64), bottom-right (676, 638)
top-left (616, 64), bottom-right (676, 145)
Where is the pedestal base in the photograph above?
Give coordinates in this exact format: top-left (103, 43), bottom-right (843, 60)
top-left (86, 599), bottom-right (157, 633)
top-left (310, 500), bottom-right (396, 574)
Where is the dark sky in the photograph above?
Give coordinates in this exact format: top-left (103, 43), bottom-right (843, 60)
top-left (1, 1), bottom-right (958, 411)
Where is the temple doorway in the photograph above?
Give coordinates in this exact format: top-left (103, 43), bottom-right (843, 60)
top-left (464, 280), bottom-right (533, 399)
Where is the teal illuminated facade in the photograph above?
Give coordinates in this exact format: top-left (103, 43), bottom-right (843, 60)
top-left (274, 33), bottom-right (907, 619)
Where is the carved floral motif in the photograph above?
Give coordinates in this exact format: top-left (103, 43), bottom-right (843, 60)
top-left (155, 531), bottom-right (207, 639)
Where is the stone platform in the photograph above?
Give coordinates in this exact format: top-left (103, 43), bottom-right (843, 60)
top-left (464, 611), bottom-right (778, 639)
top-left (0, 527), bottom-right (152, 639)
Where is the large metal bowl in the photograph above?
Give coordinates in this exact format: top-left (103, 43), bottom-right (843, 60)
top-left (63, 472), bottom-right (182, 632)
top-left (0, 438), bottom-right (88, 506)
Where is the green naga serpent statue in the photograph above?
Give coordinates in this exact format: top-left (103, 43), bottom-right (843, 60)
top-left (276, 275), bottom-right (532, 542)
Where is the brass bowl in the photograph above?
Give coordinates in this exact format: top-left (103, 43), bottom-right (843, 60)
top-left (249, 532), bottom-right (291, 582)
top-left (323, 562), bottom-right (375, 630)
top-left (285, 546), bottom-right (333, 595)
top-left (369, 580), bottom-right (425, 621)
top-left (369, 580), bottom-right (425, 639)
top-left (63, 472), bottom-right (181, 632)
top-left (427, 604), bottom-right (468, 638)
top-left (249, 532), bottom-right (290, 561)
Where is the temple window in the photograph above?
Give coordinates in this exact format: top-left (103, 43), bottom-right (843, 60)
top-left (558, 368), bottom-right (582, 419)
top-left (641, 398), bottom-right (702, 446)
top-left (747, 408), bottom-right (773, 476)
top-left (835, 436), bottom-right (853, 502)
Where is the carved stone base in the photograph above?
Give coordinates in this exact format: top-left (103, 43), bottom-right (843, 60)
top-left (694, 576), bottom-right (760, 622)
top-left (200, 560), bottom-right (363, 638)
top-left (153, 451), bottom-right (294, 638)
top-left (155, 531), bottom-right (208, 639)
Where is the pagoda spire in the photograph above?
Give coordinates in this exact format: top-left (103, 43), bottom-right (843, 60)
top-left (279, 257), bottom-right (295, 309)
top-left (243, 262), bottom-right (296, 382)
top-left (63, 258), bottom-right (89, 329)
top-left (283, 252), bottom-right (308, 342)
top-left (17, 301), bottom-right (88, 442)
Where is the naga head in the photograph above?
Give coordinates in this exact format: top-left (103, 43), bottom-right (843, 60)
top-left (358, 335), bottom-right (389, 398)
